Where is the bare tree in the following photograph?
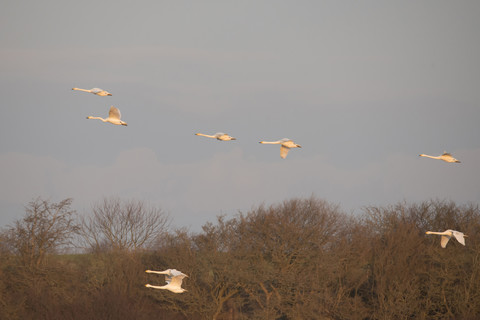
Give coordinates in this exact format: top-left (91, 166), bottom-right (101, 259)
top-left (81, 197), bottom-right (170, 251)
top-left (232, 197), bottom-right (345, 319)
top-left (3, 197), bottom-right (79, 269)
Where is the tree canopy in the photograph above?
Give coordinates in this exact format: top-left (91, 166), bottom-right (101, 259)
top-left (1, 196), bottom-right (479, 319)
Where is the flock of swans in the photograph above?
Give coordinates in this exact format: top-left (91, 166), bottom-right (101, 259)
top-left (73, 86), bottom-right (467, 294)
top-left (73, 87), bottom-right (303, 158)
top-left (141, 228), bottom-right (467, 294)
top-left (195, 133), bottom-right (302, 159)
top-left (73, 86), bottom-right (463, 161)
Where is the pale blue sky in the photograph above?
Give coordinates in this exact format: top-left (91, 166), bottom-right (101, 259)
top-left (1, 1), bottom-right (479, 229)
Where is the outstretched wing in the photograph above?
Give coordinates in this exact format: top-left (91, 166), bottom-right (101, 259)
top-left (169, 269), bottom-right (183, 277)
top-left (280, 146), bottom-right (290, 159)
top-left (109, 106), bottom-right (121, 120)
top-left (169, 274), bottom-right (187, 288)
top-left (452, 231), bottom-right (466, 246)
top-left (440, 235), bottom-right (451, 248)
top-left (164, 269), bottom-right (185, 284)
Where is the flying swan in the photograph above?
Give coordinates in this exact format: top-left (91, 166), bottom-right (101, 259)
top-left (72, 87), bottom-right (112, 96)
top-left (259, 138), bottom-right (302, 159)
top-left (419, 152), bottom-right (461, 163)
top-left (145, 269), bottom-right (188, 293)
top-left (195, 132), bottom-right (236, 141)
top-left (425, 229), bottom-right (467, 248)
top-left (86, 106), bottom-right (127, 126)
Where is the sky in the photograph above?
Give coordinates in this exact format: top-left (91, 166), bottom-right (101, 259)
top-left (1, 1), bottom-right (479, 231)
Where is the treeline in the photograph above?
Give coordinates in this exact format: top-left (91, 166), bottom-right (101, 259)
top-left (0, 197), bottom-right (479, 319)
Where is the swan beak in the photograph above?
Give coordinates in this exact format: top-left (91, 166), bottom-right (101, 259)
top-left (108, 93), bottom-right (112, 96)
top-left (297, 145), bottom-right (302, 148)
top-left (231, 138), bottom-right (237, 140)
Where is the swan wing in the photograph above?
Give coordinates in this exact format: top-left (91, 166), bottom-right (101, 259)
top-left (218, 134), bottom-right (235, 141)
top-left (169, 274), bottom-right (186, 288)
top-left (169, 269), bottom-right (183, 277)
top-left (215, 133), bottom-right (228, 140)
top-left (280, 139), bottom-right (300, 149)
top-left (280, 146), bottom-right (290, 159)
top-left (109, 106), bottom-right (121, 120)
top-left (452, 231), bottom-right (466, 245)
top-left (440, 235), bottom-right (451, 248)
top-left (165, 269), bottom-right (186, 284)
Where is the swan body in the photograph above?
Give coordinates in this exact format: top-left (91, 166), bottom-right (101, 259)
top-left (419, 152), bottom-right (460, 163)
top-left (259, 138), bottom-right (302, 159)
top-left (195, 132), bottom-right (236, 141)
top-left (426, 229), bottom-right (467, 248)
top-left (145, 269), bottom-right (188, 293)
top-left (87, 106), bottom-right (127, 126)
top-left (72, 87), bottom-right (112, 96)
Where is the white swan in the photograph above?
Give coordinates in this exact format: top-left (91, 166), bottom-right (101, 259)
top-left (419, 152), bottom-right (460, 163)
top-left (72, 87), bottom-right (112, 96)
top-left (195, 132), bottom-right (236, 141)
top-left (259, 138), bottom-right (302, 159)
top-left (145, 269), bottom-right (188, 293)
top-left (86, 106), bottom-right (127, 126)
top-left (426, 229), bottom-right (467, 248)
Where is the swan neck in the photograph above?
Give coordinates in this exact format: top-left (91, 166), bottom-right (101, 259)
top-left (196, 133), bottom-right (215, 138)
top-left (146, 284), bottom-right (166, 290)
top-left (73, 88), bottom-right (90, 93)
top-left (88, 116), bottom-right (106, 122)
top-left (420, 154), bottom-right (439, 159)
top-left (146, 270), bottom-right (166, 274)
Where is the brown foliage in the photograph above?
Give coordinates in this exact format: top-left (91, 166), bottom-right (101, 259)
top-left (1, 197), bottom-right (480, 319)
